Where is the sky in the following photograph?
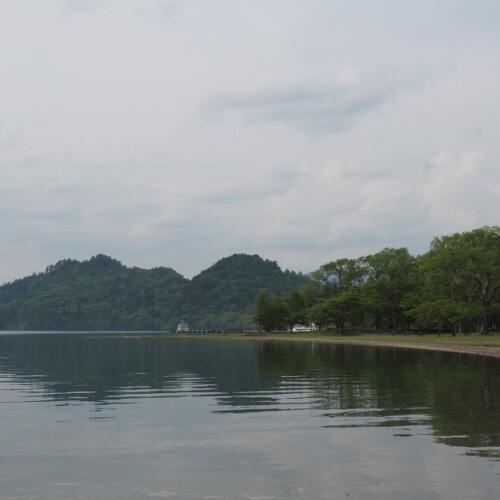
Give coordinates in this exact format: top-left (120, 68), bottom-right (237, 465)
top-left (1, 0), bottom-right (499, 284)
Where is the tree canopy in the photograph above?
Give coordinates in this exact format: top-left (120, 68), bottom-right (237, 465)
top-left (259, 227), bottom-right (499, 335)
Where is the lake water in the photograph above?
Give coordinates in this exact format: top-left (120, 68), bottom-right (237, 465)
top-left (0, 333), bottom-right (499, 500)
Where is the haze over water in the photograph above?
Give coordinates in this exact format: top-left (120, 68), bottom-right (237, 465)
top-left (0, 332), bottom-right (499, 499)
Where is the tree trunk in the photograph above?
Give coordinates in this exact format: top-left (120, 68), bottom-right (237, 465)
top-left (480, 315), bottom-right (489, 335)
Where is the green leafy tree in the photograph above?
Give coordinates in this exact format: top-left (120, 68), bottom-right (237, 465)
top-left (305, 258), bottom-right (366, 331)
top-left (255, 292), bottom-right (289, 332)
top-left (306, 301), bottom-right (331, 331)
top-left (310, 258), bottom-right (365, 298)
top-left (286, 291), bottom-right (308, 329)
top-left (326, 288), bottom-right (362, 334)
top-left (406, 227), bottom-right (500, 334)
top-left (362, 248), bottom-right (415, 332)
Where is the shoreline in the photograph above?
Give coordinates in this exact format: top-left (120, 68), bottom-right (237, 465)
top-left (111, 333), bottom-right (500, 359)
top-left (256, 334), bottom-right (500, 360)
top-left (167, 332), bottom-right (500, 360)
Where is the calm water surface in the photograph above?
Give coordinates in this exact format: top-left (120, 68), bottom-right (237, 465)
top-left (0, 332), bottom-right (499, 499)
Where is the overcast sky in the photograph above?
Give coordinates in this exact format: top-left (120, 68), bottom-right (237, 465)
top-left (1, 0), bottom-right (499, 283)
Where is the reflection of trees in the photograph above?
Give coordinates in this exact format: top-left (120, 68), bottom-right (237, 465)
top-left (424, 354), bottom-right (500, 448)
top-left (257, 342), bottom-right (432, 410)
top-left (257, 341), bottom-right (500, 451)
top-left (1, 335), bottom-right (499, 452)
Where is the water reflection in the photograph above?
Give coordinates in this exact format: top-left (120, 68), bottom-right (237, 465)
top-left (1, 333), bottom-right (499, 453)
top-left (1, 333), bottom-right (500, 499)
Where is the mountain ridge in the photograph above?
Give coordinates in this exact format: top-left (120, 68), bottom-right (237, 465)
top-left (0, 253), bottom-right (308, 331)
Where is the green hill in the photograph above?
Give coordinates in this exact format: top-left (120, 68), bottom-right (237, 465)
top-left (0, 254), bottom-right (308, 331)
top-left (185, 254), bottom-right (308, 329)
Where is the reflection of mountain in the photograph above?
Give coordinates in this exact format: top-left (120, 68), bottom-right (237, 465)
top-left (1, 334), bottom-right (500, 455)
top-left (0, 334), bottom-right (267, 406)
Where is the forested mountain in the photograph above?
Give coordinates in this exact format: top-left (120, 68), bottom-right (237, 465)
top-left (0, 254), bottom-right (308, 331)
top-left (185, 254), bottom-right (308, 328)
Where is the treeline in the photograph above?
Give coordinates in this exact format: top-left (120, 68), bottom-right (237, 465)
top-left (2, 227), bottom-right (498, 333)
top-left (256, 226), bottom-right (500, 335)
top-left (0, 253), bottom-right (307, 331)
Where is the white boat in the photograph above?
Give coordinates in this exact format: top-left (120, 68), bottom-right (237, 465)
top-left (291, 323), bottom-right (317, 332)
top-left (176, 321), bottom-right (190, 333)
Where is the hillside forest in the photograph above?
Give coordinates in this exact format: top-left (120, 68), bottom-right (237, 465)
top-left (0, 254), bottom-right (307, 331)
top-left (0, 226), bottom-right (498, 334)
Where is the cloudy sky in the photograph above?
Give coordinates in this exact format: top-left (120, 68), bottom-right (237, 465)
top-left (1, 0), bottom-right (499, 283)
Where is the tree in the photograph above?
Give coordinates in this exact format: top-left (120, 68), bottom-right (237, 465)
top-left (255, 292), bottom-right (289, 332)
top-left (362, 248), bottom-right (415, 332)
top-left (310, 258), bottom-right (366, 298)
top-left (326, 288), bottom-right (362, 334)
top-left (306, 258), bottom-right (367, 331)
top-left (286, 291), bottom-right (308, 329)
top-left (406, 227), bottom-right (500, 334)
top-left (306, 301), bottom-right (331, 332)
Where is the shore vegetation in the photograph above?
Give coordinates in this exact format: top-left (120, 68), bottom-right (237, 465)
top-left (256, 226), bottom-right (500, 337)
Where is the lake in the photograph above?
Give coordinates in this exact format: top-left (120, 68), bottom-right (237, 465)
top-left (0, 332), bottom-right (499, 499)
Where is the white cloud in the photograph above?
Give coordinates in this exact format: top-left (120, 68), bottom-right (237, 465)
top-left (0, 1), bottom-right (499, 283)
top-left (421, 151), bottom-right (499, 232)
top-left (205, 69), bottom-right (428, 136)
